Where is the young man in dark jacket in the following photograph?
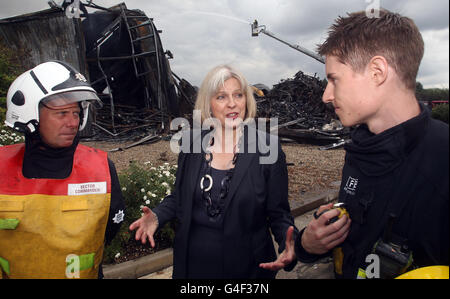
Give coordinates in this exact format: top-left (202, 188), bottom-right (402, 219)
top-left (295, 9), bottom-right (449, 279)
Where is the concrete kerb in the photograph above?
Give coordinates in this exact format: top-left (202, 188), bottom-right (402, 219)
top-left (103, 247), bottom-right (173, 279)
top-left (102, 188), bottom-right (339, 279)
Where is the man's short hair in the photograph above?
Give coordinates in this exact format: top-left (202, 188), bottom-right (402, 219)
top-left (317, 9), bottom-right (424, 91)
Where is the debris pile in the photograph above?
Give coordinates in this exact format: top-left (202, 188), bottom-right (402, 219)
top-left (91, 73), bottom-right (196, 144)
top-left (257, 71), bottom-right (331, 126)
top-left (256, 71), bottom-right (350, 145)
top-left (93, 104), bottom-right (166, 140)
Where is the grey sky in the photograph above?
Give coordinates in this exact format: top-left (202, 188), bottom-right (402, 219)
top-left (1, 0), bottom-right (448, 89)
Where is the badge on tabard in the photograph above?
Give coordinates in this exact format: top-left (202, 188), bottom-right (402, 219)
top-left (112, 210), bottom-right (124, 224)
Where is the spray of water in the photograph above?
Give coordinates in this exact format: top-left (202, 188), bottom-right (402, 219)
top-left (180, 10), bottom-right (251, 25)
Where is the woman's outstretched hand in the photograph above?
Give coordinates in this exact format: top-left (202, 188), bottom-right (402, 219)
top-left (259, 226), bottom-right (296, 271)
top-left (129, 206), bottom-right (158, 248)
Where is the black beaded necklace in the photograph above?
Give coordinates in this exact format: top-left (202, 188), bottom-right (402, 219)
top-left (199, 134), bottom-right (240, 218)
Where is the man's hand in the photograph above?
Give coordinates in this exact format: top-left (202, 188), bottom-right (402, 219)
top-left (301, 203), bottom-right (351, 255)
top-left (129, 206), bottom-right (158, 248)
top-left (259, 226), bottom-right (296, 271)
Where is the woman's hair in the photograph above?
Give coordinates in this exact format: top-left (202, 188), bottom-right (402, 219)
top-left (317, 9), bottom-right (424, 91)
top-left (194, 64), bottom-right (257, 122)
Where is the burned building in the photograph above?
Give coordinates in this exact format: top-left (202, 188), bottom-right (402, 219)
top-left (0, 1), bottom-right (193, 139)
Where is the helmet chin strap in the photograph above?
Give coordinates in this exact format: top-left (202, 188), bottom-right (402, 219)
top-left (27, 121), bottom-right (38, 133)
top-left (12, 120), bottom-right (39, 134)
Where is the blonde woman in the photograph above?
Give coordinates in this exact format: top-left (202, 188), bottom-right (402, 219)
top-left (130, 65), bottom-right (297, 278)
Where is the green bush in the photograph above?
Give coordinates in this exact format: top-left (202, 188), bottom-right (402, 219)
top-left (1, 38), bottom-right (29, 128)
top-left (0, 98), bottom-right (6, 125)
top-left (103, 161), bottom-right (177, 264)
top-left (431, 104), bottom-right (449, 124)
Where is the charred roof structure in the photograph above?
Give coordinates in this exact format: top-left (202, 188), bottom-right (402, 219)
top-left (0, 1), bottom-right (194, 140)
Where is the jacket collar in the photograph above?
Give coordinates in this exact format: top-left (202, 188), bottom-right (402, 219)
top-left (345, 103), bottom-right (430, 176)
top-left (22, 131), bottom-right (79, 179)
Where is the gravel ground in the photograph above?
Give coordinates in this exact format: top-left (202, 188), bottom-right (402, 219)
top-left (83, 138), bottom-right (345, 274)
top-left (81, 139), bottom-right (346, 202)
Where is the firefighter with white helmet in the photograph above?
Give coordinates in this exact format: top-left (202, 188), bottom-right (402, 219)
top-left (0, 61), bottom-right (125, 279)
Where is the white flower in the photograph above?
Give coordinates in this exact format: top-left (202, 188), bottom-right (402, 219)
top-left (115, 253), bottom-right (120, 259)
top-left (121, 187), bottom-right (127, 191)
top-left (162, 182), bottom-right (169, 187)
top-left (166, 189), bottom-right (171, 195)
top-left (141, 188), bottom-right (145, 193)
top-left (145, 200), bottom-right (150, 205)
top-left (143, 195), bottom-right (148, 200)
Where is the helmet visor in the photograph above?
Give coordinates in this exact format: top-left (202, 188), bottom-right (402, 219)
top-left (41, 90), bottom-right (103, 109)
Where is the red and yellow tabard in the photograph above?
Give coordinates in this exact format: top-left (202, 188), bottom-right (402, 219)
top-left (0, 143), bottom-right (111, 279)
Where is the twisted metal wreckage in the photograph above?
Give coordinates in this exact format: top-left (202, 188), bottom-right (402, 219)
top-left (0, 1), bottom-right (349, 150)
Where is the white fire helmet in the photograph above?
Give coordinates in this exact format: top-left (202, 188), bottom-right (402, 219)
top-left (5, 61), bottom-right (102, 133)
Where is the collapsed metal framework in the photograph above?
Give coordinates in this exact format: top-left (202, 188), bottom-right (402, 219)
top-left (82, 2), bottom-right (181, 138)
top-left (0, 1), bottom-right (194, 141)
